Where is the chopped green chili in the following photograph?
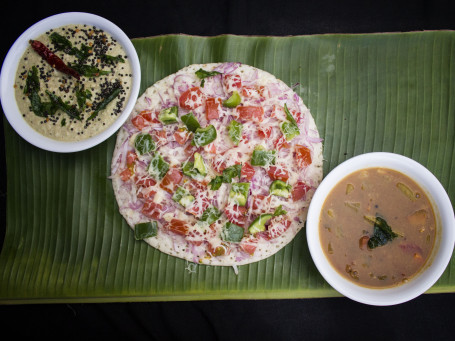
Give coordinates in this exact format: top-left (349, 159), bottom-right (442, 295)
top-left (134, 221), bottom-right (158, 240)
top-left (135, 133), bottom-right (155, 155)
top-left (158, 106), bottom-right (179, 125)
top-left (221, 222), bottom-right (245, 243)
top-left (192, 125), bottom-right (217, 147)
top-left (228, 120), bottom-right (243, 145)
top-left (223, 90), bottom-right (241, 108)
top-left (148, 153), bottom-right (170, 180)
top-left (181, 112), bottom-right (201, 132)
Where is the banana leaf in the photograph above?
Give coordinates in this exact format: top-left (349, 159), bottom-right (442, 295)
top-left (1, 32), bottom-right (454, 303)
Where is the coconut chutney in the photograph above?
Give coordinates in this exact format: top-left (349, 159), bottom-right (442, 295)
top-left (14, 24), bottom-right (132, 141)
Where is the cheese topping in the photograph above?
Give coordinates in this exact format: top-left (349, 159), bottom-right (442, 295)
top-left (111, 63), bottom-right (323, 266)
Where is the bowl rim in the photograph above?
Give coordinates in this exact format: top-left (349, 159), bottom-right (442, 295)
top-left (0, 12), bottom-right (141, 153)
top-left (306, 152), bottom-right (455, 306)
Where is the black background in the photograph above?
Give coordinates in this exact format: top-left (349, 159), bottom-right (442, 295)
top-left (1, 1), bottom-right (455, 340)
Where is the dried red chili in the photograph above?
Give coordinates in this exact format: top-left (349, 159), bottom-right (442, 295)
top-left (29, 40), bottom-right (80, 80)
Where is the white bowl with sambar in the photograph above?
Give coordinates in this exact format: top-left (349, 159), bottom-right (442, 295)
top-left (306, 152), bottom-right (455, 305)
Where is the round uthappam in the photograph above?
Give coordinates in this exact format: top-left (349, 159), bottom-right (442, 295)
top-left (111, 62), bottom-right (323, 266)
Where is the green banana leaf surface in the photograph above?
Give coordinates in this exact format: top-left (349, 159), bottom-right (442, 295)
top-left (1, 32), bottom-right (454, 303)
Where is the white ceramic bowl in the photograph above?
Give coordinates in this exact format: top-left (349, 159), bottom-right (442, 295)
top-left (0, 12), bottom-right (141, 153)
top-left (306, 152), bottom-right (455, 305)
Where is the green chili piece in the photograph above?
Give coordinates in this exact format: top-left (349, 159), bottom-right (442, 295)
top-left (228, 120), bottom-right (243, 145)
top-left (273, 205), bottom-right (287, 217)
top-left (181, 112), bottom-right (201, 132)
top-left (193, 152), bottom-right (207, 176)
top-left (248, 214), bottom-right (273, 235)
top-left (158, 106), bottom-right (179, 125)
top-left (270, 180), bottom-right (291, 198)
top-left (209, 164), bottom-right (242, 190)
top-left (200, 206), bottom-right (222, 225)
top-left (182, 161), bottom-right (200, 179)
top-left (134, 221), bottom-right (158, 240)
top-left (192, 125), bottom-right (217, 147)
top-left (135, 133), bottom-right (155, 155)
top-left (229, 182), bottom-right (250, 206)
top-left (222, 90), bottom-right (241, 108)
top-left (221, 222), bottom-right (245, 243)
top-left (148, 153), bottom-right (170, 180)
top-left (220, 221), bottom-right (245, 243)
top-left (172, 186), bottom-right (195, 208)
top-left (281, 104), bottom-right (300, 141)
top-left (251, 149), bottom-right (276, 166)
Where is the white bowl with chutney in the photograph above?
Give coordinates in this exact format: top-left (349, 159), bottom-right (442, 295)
top-left (0, 12), bottom-right (140, 153)
top-left (307, 152), bottom-right (455, 306)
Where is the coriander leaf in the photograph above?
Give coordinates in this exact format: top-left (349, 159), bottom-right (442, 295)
top-left (195, 68), bottom-right (221, 87)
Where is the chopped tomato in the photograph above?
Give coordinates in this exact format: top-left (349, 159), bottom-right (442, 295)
top-left (135, 175), bottom-right (157, 188)
top-left (185, 180), bottom-right (206, 194)
top-left (126, 151), bottom-right (137, 168)
top-left (141, 201), bottom-right (164, 220)
top-left (131, 110), bottom-right (159, 130)
top-left (274, 135), bottom-right (290, 150)
top-left (241, 86), bottom-right (257, 98)
top-left (212, 158), bottom-right (227, 173)
top-left (159, 168), bottom-right (183, 193)
top-left (237, 106), bottom-right (264, 122)
top-left (257, 126), bottom-right (272, 139)
top-left (267, 165), bottom-right (289, 181)
top-left (139, 110), bottom-right (160, 124)
top-left (292, 181), bottom-right (310, 201)
top-left (165, 219), bottom-right (189, 236)
top-left (224, 205), bottom-right (248, 227)
top-left (239, 236), bottom-right (258, 255)
top-left (137, 188), bottom-right (156, 200)
top-left (295, 145), bottom-right (312, 168)
top-left (185, 196), bottom-right (210, 218)
top-left (257, 85), bottom-right (269, 99)
top-left (240, 162), bottom-right (255, 181)
top-left (120, 168), bottom-right (132, 181)
top-left (223, 74), bottom-right (242, 93)
top-left (266, 218), bottom-right (292, 240)
top-left (292, 110), bottom-right (304, 124)
top-left (205, 97), bottom-right (222, 120)
top-left (154, 130), bottom-right (167, 146)
top-left (132, 115), bottom-right (147, 130)
top-left (205, 142), bottom-right (217, 154)
top-left (250, 195), bottom-right (272, 214)
top-left (241, 85), bottom-right (268, 99)
top-left (187, 230), bottom-right (204, 246)
top-left (270, 105), bottom-right (287, 121)
top-left (179, 87), bottom-right (204, 110)
top-left (183, 144), bottom-right (199, 158)
top-left (173, 128), bottom-right (191, 145)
